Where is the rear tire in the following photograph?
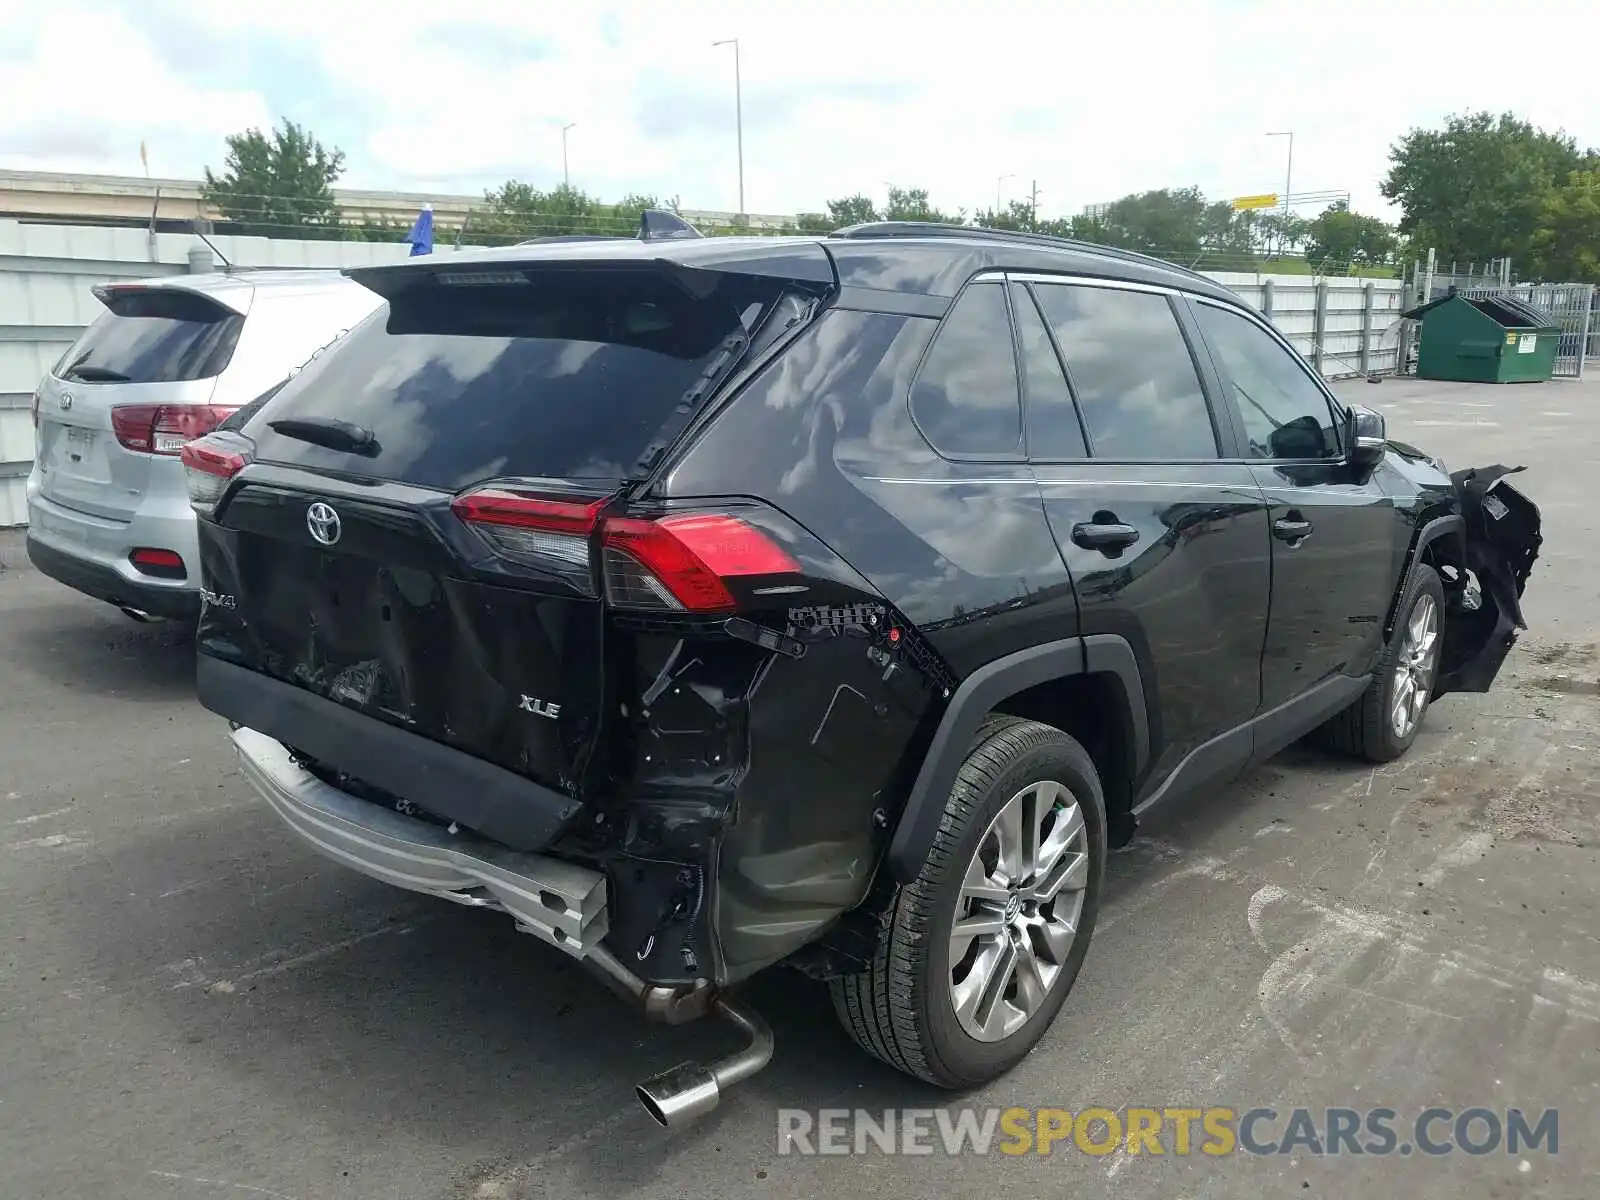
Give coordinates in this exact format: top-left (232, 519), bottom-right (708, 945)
top-left (1320, 563), bottom-right (1445, 763)
top-left (830, 716), bottom-right (1106, 1087)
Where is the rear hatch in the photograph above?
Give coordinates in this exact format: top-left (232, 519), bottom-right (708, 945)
top-left (191, 250), bottom-right (833, 805)
top-left (35, 283), bottom-right (247, 521)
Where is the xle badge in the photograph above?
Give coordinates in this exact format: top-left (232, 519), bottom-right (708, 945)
top-left (519, 695), bottom-right (562, 719)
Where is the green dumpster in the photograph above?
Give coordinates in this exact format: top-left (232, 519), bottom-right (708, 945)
top-left (1401, 292), bottom-right (1560, 383)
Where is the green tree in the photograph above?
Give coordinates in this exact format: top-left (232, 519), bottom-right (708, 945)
top-left (883, 186), bottom-right (963, 224)
top-left (474, 182), bottom-right (674, 244)
top-left (1197, 201), bottom-right (1258, 266)
top-left (1530, 170), bottom-right (1600, 281)
top-left (1255, 211), bottom-right (1310, 256)
top-left (1303, 201), bottom-right (1397, 272)
top-left (826, 194), bottom-right (880, 227)
top-left (1380, 111), bottom-right (1588, 264)
top-left (1095, 187), bottom-right (1209, 260)
top-left (203, 119), bottom-right (345, 237)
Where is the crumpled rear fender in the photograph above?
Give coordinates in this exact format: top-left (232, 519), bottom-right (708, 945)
top-left (1435, 464), bottom-right (1542, 695)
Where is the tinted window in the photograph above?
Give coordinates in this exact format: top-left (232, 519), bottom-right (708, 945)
top-left (1012, 284), bottom-right (1087, 459)
top-left (58, 289), bottom-right (243, 384)
top-left (245, 268), bottom-right (787, 491)
top-left (909, 283), bottom-right (1022, 458)
top-left (1033, 285), bottom-right (1217, 459)
top-left (1195, 302), bottom-right (1341, 459)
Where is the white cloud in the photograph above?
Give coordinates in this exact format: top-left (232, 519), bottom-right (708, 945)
top-left (4, 0), bottom-right (1599, 222)
top-left (0, 4), bottom-right (272, 179)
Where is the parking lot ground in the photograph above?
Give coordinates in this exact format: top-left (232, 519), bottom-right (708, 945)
top-left (3, 374), bottom-right (1599, 1200)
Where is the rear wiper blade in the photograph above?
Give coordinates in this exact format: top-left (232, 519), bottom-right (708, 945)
top-left (61, 365), bottom-right (131, 383)
top-left (268, 416), bottom-right (381, 456)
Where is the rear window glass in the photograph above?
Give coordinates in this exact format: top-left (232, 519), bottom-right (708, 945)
top-left (58, 288), bottom-right (243, 384)
top-left (245, 268), bottom-right (787, 491)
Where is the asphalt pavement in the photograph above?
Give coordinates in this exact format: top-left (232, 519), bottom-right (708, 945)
top-left (3, 375), bottom-right (1598, 1199)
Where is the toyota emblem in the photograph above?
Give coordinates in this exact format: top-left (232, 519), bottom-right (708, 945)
top-left (306, 502), bottom-right (342, 546)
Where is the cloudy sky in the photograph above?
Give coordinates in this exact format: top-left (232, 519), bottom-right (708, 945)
top-left (1, 0), bottom-right (1596, 222)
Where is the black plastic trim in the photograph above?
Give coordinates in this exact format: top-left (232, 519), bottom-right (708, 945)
top-left (832, 285), bottom-right (950, 319)
top-left (886, 633), bottom-right (1148, 882)
top-left (25, 536), bottom-right (199, 620)
top-left (1388, 513), bottom-right (1465, 635)
top-left (195, 655), bottom-right (583, 852)
top-left (1132, 671), bottom-right (1369, 816)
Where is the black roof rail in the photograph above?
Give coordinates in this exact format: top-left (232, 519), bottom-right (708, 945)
top-left (829, 221), bottom-right (1212, 283)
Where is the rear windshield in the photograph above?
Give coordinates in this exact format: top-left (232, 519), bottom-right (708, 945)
top-left (244, 267), bottom-right (791, 492)
top-left (58, 288), bottom-right (244, 384)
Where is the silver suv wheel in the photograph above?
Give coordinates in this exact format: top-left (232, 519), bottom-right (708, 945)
top-left (949, 780), bottom-right (1089, 1042)
top-left (1390, 591), bottom-right (1440, 739)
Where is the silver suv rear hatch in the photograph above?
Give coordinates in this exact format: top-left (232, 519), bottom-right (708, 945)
top-left (34, 283), bottom-right (248, 522)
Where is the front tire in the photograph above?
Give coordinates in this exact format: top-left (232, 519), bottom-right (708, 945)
top-left (830, 716), bottom-right (1107, 1087)
top-left (1321, 563), bottom-right (1445, 763)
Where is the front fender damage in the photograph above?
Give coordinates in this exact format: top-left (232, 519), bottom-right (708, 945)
top-left (1436, 464), bottom-right (1542, 696)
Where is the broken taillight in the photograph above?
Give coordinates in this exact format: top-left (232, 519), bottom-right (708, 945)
top-left (180, 432), bottom-right (253, 517)
top-left (450, 486), bottom-right (800, 612)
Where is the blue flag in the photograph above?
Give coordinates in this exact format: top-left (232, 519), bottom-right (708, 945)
top-left (405, 204), bottom-right (434, 256)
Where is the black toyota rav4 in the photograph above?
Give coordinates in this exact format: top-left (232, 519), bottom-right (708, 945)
top-left (185, 216), bottom-right (1541, 1126)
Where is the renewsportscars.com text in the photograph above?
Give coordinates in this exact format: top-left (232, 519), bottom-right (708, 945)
top-left (777, 1106), bottom-right (1559, 1158)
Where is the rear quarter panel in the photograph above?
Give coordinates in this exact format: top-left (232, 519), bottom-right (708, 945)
top-left (657, 307), bottom-right (1079, 979)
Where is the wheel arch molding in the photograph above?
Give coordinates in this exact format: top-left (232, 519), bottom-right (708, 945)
top-left (884, 634), bottom-right (1148, 883)
top-left (1387, 512), bottom-right (1465, 637)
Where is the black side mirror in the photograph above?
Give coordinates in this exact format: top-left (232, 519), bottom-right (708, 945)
top-left (1347, 405), bottom-right (1387, 469)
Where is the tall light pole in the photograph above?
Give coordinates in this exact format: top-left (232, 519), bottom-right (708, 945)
top-left (995, 173), bottom-right (1014, 212)
top-left (1266, 130), bottom-right (1293, 214)
top-left (561, 122), bottom-right (576, 189)
top-left (712, 38), bottom-right (744, 220)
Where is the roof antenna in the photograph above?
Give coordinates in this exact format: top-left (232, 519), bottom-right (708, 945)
top-left (638, 209), bottom-right (702, 242)
top-left (194, 228), bottom-right (233, 272)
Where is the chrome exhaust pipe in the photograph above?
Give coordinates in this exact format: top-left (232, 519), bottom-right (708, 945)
top-left (119, 606), bottom-right (154, 623)
top-left (634, 995), bottom-right (774, 1128)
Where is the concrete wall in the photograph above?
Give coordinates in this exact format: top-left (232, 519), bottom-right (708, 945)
top-left (0, 220), bottom-right (1405, 527)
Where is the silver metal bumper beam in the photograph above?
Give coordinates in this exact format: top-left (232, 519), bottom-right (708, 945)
top-left (232, 727), bottom-right (608, 957)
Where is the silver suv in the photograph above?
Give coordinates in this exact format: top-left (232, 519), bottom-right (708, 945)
top-left (25, 270), bottom-right (382, 620)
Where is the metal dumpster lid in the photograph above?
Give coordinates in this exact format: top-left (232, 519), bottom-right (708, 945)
top-left (1401, 292), bottom-right (1558, 329)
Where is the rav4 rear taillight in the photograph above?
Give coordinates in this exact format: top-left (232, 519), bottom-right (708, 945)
top-left (450, 485), bottom-right (801, 612)
top-left (179, 431), bottom-right (253, 517)
top-left (111, 404), bottom-right (238, 455)
top-left (600, 514), bottom-right (800, 612)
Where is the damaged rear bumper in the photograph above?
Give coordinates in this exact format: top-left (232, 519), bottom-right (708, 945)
top-left (233, 727), bottom-right (611, 955)
top-left (232, 724), bottom-right (776, 1127)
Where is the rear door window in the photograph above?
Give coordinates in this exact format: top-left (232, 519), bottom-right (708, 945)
top-left (908, 283), bottom-right (1023, 459)
top-left (1193, 301), bottom-right (1343, 459)
top-left (58, 288), bottom-right (244, 384)
top-left (1011, 283), bottom-right (1088, 459)
top-left (1032, 283), bottom-right (1219, 460)
top-left (244, 268), bottom-right (791, 491)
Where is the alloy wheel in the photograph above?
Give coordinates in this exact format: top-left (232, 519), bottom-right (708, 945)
top-left (1391, 592), bottom-right (1440, 739)
top-left (949, 780), bottom-right (1090, 1042)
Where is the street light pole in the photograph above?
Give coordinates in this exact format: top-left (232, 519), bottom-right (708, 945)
top-left (713, 38), bottom-right (745, 220)
top-left (996, 173), bottom-right (1014, 212)
top-left (1266, 130), bottom-right (1293, 213)
top-left (561, 122), bottom-right (576, 189)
